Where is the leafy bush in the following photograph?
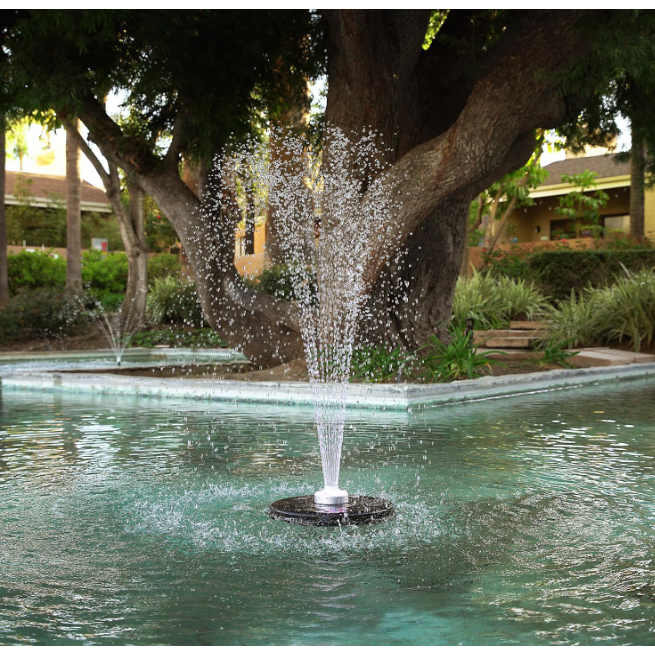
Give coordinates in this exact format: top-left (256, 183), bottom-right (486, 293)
top-left (528, 249), bottom-right (655, 298)
top-left (146, 275), bottom-right (205, 327)
top-left (0, 289), bottom-right (91, 343)
top-left (7, 250), bottom-right (66, 294)
top-left (350, 344), bottom-right (410, 382)
top-left (542, 269), bottom-right (655, 351)
top-left (148, 253), bottom-right (181, 281)
top-left (81, 250), bottom-right (129, 294)
top-left (87, 289), bottom-right (125, 311)
top-left (482, 246), bottom-right (531, 279)
top-left (131, 328), bottom-right (225, 349)
top-left (452, 272), bottom-right (549, 330)
top-left (419, 325), bottom-right (504, 382)
top-left (537, 339), bottom-right (578, 368)
top-left (246, 264), bottom-right (317, 302)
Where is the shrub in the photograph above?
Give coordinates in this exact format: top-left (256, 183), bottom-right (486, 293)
top-left (350, 344), bottom-right (410, 382)
top-left (452, 272), bottom-right (549, 330)
top-left (537, 339), bottom-right (578, 368)
top-left (602, 269), bottom-right (655, 352)
top-left (87, 289), bottom-right (125, 311)
top-left (131, 327), bottom-right (225, 349)
top-left (246, 264), bottom-right (317, 302)
top-left (528, 249), bottom-right (655, 298)
top-left (542, 269), bottom-right (655, 351)
top-left (419, 325), bottom-right (503, 382)
top-left (148, 253), bottom-right (181, 281)
top-left (146, 275), bottom-right (205, 327)
top-left (0, 289), bottom-right (91, 343)
top-left (7, 250), bottom-right (66, 294)
top-left (82, 250), bottom-right (129, 294)
top-left (482, 246), bottom-right (531, 279)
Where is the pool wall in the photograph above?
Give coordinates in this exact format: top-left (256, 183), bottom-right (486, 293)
top-left (3, 360), bottom-right (655, 411)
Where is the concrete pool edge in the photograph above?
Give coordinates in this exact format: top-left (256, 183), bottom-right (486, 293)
top-left (2, 361), bottom-right (655, 410)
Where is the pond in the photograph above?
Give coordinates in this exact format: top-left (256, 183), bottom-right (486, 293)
top-left (1, 379), bottom-right (654, 645)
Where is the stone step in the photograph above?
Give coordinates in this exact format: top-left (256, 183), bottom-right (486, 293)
top-left (569, 348), bottom-right (655, 368)
top-left (509, 320), bottom-right (547, 330)
top-left (484, 336), bottom-right (538, 349)
top-left (474, 329), bottom-right (543, 344)
top-left (477, 348), bottom-right (542, 362)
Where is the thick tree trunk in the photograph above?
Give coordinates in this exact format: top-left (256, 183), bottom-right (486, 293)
top-left (65, 122), bottom-right (82, 292)
top-left (136, 169), bottom-right (304, 366)
top-left (323, 10), bottom-right (586, 348)
top-left (0, 115), bottom-right (8, 307)
top-left (630, 129), bottom-right (645, 238)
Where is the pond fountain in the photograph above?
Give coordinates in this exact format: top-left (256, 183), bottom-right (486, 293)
top-left (221, 126), bottom-right (402, 524)
top-left (96, 304), bottom-right (139, 366)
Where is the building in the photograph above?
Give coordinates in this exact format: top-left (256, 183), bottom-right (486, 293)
top-left (500, 152), bottom-right (655, 245)
top-left (4, 170), bottom-right (112, 215)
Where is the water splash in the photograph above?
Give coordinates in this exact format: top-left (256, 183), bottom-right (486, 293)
top-left (95, 305), bottom-right (139, 366)
top-left (220, 126), bottom-right (402, 501)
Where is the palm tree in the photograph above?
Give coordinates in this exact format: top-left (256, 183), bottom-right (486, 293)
top-left (65, 121), bottom-right (82, 291)
top-left (0, 113), bottom-right (9, 306)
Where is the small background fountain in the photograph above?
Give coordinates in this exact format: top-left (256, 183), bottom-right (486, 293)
top-left (223, 126), bottom-right (401, 524)
top-left (96, 305), bottom-right (139, 366)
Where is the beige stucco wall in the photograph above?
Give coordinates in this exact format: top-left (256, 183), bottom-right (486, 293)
top-left (645, 187), bottom-right (655, 241)
top-left (502, 187), bottom-right (631, 244)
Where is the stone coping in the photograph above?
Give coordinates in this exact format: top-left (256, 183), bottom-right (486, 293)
top-left (2, 358), bottom-right (655, 411)
top-left (0, 347), bottom-right (247, 364)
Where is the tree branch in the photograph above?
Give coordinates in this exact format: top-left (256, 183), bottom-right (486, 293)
top-left (58, 113), bottom-right (112, 191)
top-left (163, 105), bottom-right (188, 171)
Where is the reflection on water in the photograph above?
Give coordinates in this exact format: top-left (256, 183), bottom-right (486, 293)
top-left (1, 380), bottom-right (655, 645)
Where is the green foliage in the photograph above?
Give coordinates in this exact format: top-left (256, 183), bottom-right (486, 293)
top-left (419, 325), bottom-right (503, 383)
top-left (541, 291), bottom-right (603, 349)
top-left (528, 248), bottom-right (655, 297)
top-left (81, 250), bottom-right (128, 294)
top-left (146, 275), bottom-right (205, 327)
top-left (543, 269), bottom-right (655, 351)
top-left (7, 249), bottom-right (66, 294)
top-left (554, 170), bottom-right (609, 238)
top-left (87, 290), bottom-right (124, 311)
top-left (145, 211), bottom-right (179, 253)
top-left (538, 339), bottom-right (578, 368)
top-left (4, 10), bottom-right (323, 164)
top-left (452, 272), bottom-right (549, 330)
top-left (0, 289), bottom-right (91, 344)
top-left (350, 344), bottom-right (410, 382)
top-left (148, 253), bottom-right (181, 281)
top-left (247, 264), bottom-right (317, 302)
top-left (602, 268), bottom-right (655, 351)
top-left (482, 246), bottom-right (531, 279)
top-left (131, 328), bottom-right (225, 349)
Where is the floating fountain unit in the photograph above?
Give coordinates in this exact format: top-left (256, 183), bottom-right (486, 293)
top-left (223, 126), bottom-right (398, 526)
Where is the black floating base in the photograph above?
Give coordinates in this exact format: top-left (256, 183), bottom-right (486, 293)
top-left (269, 495), bottom-right (394, 526)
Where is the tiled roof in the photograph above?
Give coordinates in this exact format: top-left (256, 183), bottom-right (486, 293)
top-left (541, 154), bottom-right (630, 186)
top-left (4, 171), bottom-right (110, 206)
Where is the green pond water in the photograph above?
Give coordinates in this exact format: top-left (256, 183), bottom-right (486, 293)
top-left (1, 380), bottom-right (654, 645)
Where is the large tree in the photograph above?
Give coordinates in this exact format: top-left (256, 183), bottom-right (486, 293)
top-left (5, 10), bottom-right (655, 362)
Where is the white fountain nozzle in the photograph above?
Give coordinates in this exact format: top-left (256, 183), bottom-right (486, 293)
top-left (314, 486), bottom-right (348, 506)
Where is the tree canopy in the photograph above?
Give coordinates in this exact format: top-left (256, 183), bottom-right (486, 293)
top-left (3, 10), bottom-right (323, 166)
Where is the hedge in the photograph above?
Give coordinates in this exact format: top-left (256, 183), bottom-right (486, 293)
top-left (7, 250), bottom-right (182, 296)
top-left (528, 249), bottom-right (655, 297)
